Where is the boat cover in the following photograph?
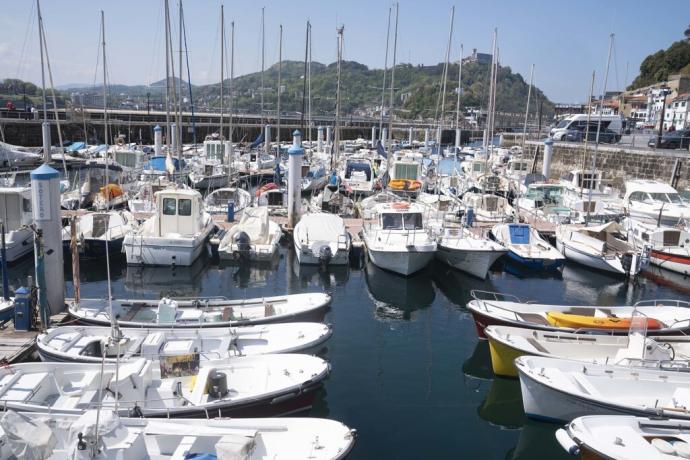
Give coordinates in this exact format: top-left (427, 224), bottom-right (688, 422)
top-left (66, 141), bottom-right (86, 152)
top-left (0, 410), bottom-right (57, 460)
top-left (295, 214), bottom-right (346, 245)
top-left (236, 207), bottom-right (270, 243)
top-left (508, 224), bottom-right (531, 245)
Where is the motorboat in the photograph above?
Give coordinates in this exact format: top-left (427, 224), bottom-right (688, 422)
top-left (37, 322), bottom-right (332, 363)
top-left (63, 210), bottom-right (135, 259)
top-left (68, 292), bottom-right (331, 328)
top-left (123, 188), bottom-right (215, 266)
top-left (62, 158), bottom-right (127, 210)
top-left (362, 201), bottom-right (436, 276)
top-left (0, 354), bottom-right (329, 418)
top-left (217, 206), bottom-right (282, 261)
top-left (434, 225), bottom-right (507, 279)
top-left (235, 151), bottom-right (276, 174)
top-left (204, 186), bottom-right (252, 214)
top-left (514, 183), bottom-right (570, 222)
top-left (340, 156), bottom-right (376, 195)
top-left (466, 291), bottom-right (690, 339)
top-left (556, 415), bottom-right (690, 460)
top-left (301, 161), bottom-right (329, 192)
top-left (293, 213), bottom-right (351, 265)
top-left (485, 324), bottom-right (686, 378)
top-left (462, 192), bottom-right (515, 223)
top-left (556, 221), bottom-right (649, 276)
top-left (626, 218), bottom-right (690, 275)
top-left (126, 177), bottom-right (175, 215)
top-left (255, 183), bottom-right (287, 216)
top-left (0, 410), bottom-right (357, 460)
top-left (188, 139), bottom-right (234, 190)
top-left (0, 186), bottom-right (33, 261)
top-left (387, 151), bottom-right (423, 195)
top-left (309, 185), bottom-right (356, 217)
top-left (624, 180), bottom-right (690, 226)
top-left (490, 223), bottom-right (565, 270)
top-left (516, 355), bottom-right (690, 423)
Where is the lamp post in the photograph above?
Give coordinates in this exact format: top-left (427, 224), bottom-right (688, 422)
top-left (656, 86), bottom-right (671, 146)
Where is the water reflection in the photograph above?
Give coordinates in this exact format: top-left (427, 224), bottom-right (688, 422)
top-left (642, 266), bottom-right (690, 296)
top-left (506, 421), bottom-right (570, 460)
top-left (124, 256), bottom-right (207, 297)
top-left (432, 262), bottom-right (496, 308)
top-left (462, 340), bottom-right (494, 381)
top-left (560, 263), bottom-right (631, 305)
top-left (218, 253), bottom-right (282, 289)
top-left (365, 262), bottom-right (435, 321)
top-left (290, 254), bottom-right (351, 292)
top-left (478, 377), bottom-right (525, 429)
top-left (498, 258), bottom-right (564, 280)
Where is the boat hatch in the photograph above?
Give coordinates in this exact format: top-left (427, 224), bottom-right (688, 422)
top-left (92, 214), bottom-right (111, 238)
top-left (509, 225), bottom-right (531, 245)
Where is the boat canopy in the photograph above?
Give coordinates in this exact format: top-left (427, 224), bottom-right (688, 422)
top-left (146, 156), bottom-right (182, 172)
top-left (508, 224), bottom-right (531, 245)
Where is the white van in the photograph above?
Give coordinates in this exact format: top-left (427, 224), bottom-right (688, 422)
top-left (550, 114), bottom-right (624, 140)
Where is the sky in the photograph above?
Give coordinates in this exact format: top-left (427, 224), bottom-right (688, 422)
top-left (0, 0), bottom-right (688, 103)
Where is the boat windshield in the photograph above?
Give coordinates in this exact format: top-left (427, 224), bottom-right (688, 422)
top-left (403, 212), bottom-right (423, 230)
top-left (649, 192), bottom-right (682, 204)
top-left (380, 212), bottom-right (423, 230)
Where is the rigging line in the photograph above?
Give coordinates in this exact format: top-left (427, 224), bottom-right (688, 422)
top-left (91, 22), bottom-right (102, 90)
top-left (15, 1), bottom-right (36, 80)
top-left (146, 1), bottom-right (164, 87)
top-left (207, 10), bottom-right (220, 90)
top-left (181, 2), bottom-right (196, 144)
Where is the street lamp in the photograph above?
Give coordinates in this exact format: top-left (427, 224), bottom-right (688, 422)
top-left (657, 86), bottom-right (671, 146)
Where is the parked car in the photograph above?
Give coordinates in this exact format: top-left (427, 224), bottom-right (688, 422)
top-left (647, 129), bottom-right (690, 149)
top-left (564, 127), bottom-right (619, 144)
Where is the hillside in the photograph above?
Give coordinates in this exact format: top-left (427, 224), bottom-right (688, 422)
top-left (629, 34), bottom-right (690, 90)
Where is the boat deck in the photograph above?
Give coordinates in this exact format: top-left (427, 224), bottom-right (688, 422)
top-left (0, 312), bottom-right (67, 363)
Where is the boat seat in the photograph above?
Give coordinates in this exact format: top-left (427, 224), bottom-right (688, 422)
top-left (2, 372), bottom-right (48, 403)
top-left (0, 371), bottom-right (24, 398)
top-left (570, 373), bottom-right (602, 398)
top-left (61, 370), bottom-right (104, 395)
top-left (190, 367), bottom-right (212, 405)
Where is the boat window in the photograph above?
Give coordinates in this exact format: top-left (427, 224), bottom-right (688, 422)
top-left (381, 213), bottom-right (403, 230)
top-left (403, 212), bottom-right (423, 230)
top-left (178, 199), bottom-right (192, 216)
top-left (628, 191), bottom-right (646, 202)
top-left (641, 232), bottom-right (649, 242)
top-left (667, 193), bottom-right (682, 204)
top-left (649, 193), bottom-right (671, 203)
top-left (473, 163), bottom-right (484, 173)
top-left (163, 197), bottom-right (177, 215)
top-left (394, 164), bottom-right (418, 180)
top-left (22, 198), bottom-right (31, 213)
top-left (663, 230), bottom-right (680, 246)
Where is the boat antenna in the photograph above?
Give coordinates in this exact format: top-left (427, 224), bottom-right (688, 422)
top-left (334, 25), bottom-right (344, 171)
top-left (587, 33), bottom-right (614, 224)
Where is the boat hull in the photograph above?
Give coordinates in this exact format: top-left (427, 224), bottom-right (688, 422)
top-left (81, 237), bottom-right (124, 259)
top-left (557, 240), bottom-right (629, 275)
top-left (4, 228), bottom-right (34, 262)
top-left (507, 250), bottom-right (564, 271)
top-left (124, 224), bottom-right (214, 267)
top-left (487, 333), bottom-right (524, 378)
top-left (367, 248), bottom-right (434, 276)
top-left (294, 245), bottom-right (350, 266)
top-left (650, 249), bottom-right (690, 276)
top-left (190, 174), bottom-right (229, 190)
top-left (435, 245), bottom-right (505, 279)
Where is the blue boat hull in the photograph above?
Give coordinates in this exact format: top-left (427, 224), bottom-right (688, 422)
top-left (506, 251), bottom-right (564, 271)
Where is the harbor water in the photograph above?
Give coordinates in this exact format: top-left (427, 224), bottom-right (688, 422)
top-left (6, 245), bottom-right (687, 459)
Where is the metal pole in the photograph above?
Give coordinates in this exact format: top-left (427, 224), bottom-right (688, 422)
top-left (260, 7), bottom-right (265, 125)
top-left (277, 25), bottom-right (282, 145)
top-left (521, 64), bottom-right (534, 153)
top-left (219, 6), bottom-right (224, 139)
top-left (386, 2), bottom-right (399, 174)
top-left (379, 7), bottom-right (392, 137)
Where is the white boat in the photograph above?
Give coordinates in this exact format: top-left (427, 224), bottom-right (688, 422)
top-left (255, 183), bottom-right (287, 216)
top-left (0, 141), bottom-right (41, 167)
top-left (310, 186), bottom-right (356, 217)
top-left (626, 218), bottom-right (690, 275)
top-left (516, 355), bottom-right (690, 423)
top-left (62, 158), bottom-right (127, 210)
top-left (434, 226), bottom-right (507, 279)
top-left (188, 139), bottom-right (233, 190)
top-left (340, 156), bottom-right (376, 195)
top-left (362, 201), bottom-right (436, 276)
top-left (0, 410), bottom-right (356, 460)
top-left (556, 221), bottom-right (648, 275)
top-left (294, 213), bottom-right (351, 265)
top-left (126, 177), bottom-right (176, 215)
top-left (466, 292), bottom-right (690, 339)
top-left (301, 161), bottom-right (329, 192)
top-left (463, 192), bottom-right (515, 222)
top-left (204, 185), bottom-right (252, 214)
top-left (68, 292), bottom-right (331, 328)
top-left (217, 206), bottom-right (282, 261)
top-left (557, 415), bottom-right (690, 460)
top-left (37, 322), bottom-right (332, 363)
top-left (484, 324), bottom-right (686, 378)
top-left (63, 210), bottom-right (135, 259)
top-left (624, 180), bottom-right (690, 226)
top-left (0, 354), bottom-right (329, 418)
top-left (0, 186), bottom-right (33, 262)
top-left (235, 152), bottom-right (276, 174)
top-left (123, 188), bottom-right (215, 266)
top-left (491, 223), bottom-right (565, 270)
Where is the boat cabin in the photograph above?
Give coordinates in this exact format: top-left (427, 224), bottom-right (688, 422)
top-left (111, 148), bottom-right (146, 169)
top-left (507, 158), bottom-right (531, 175)
top-left (0, 187), bottom-right (31, 231)
top-left (390, 153), bottom-right (422, 181)
top-left (155, 189), bottom-right (205, 237)
top-left (624, 180), bottom-right (684, 205)
top-left (344, 159), bottom-right (373, 182)
top-left (561, 170), bottom-right (602, 191)
top-left (203, 140), bottom-right (232, 163)
top-left (376, 203), bottom-right (425, 231)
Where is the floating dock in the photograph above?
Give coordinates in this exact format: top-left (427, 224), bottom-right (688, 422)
top-left (0, 312), bottom-right (67, 363)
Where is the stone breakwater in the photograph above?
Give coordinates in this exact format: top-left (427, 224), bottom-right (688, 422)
top-left (504, 137), bottom-right (689, 190)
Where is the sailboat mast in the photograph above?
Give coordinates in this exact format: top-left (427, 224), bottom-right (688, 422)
top-left (580, 71), bottom-right (596, 199)
top-left (521, 64), bottom-right (534, 154)
top-left (219, 5), bottom-right (224, 140)
top-left (307, 22), bottom-right (312, 143)
top-left (178, 0), bottom-right (183, 159)
top-left (587, 33), bottom-right (614, 223)
top-left (229, 20), bottom-right (235, 156)
top-left (455, 44), bottom-right (463, 129)
top-left (260, 7), bottom-right (265, 125)
top-left (438, 6), bottom-right (455, 146)
top-left (301, 21), bottom-right (309, 135)
top-left (379, 7), bottom-right (392, 137)
top-left (386, 3), bottom-right (399, 165)
top-left (36, 0), bottom-right (48, 123)
top-left (164, 0), bottom-right (171, 151)
top-left (100, 10), bottom-right (113, 333)
top-left (277, 24), bottom-right (282, 145)
top-left (334, 25), bottom-right (344, 170)
top-left (484, 29), bottom-right (497, 152)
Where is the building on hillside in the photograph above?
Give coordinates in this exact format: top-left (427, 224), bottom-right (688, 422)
top-left (618, 73), bottom-right (690, 129)
top-left (663, 93), bottom-right (689, 130)
top-left (462, 49), bottom-right (492, 65)
top-left (554, 103), bottom-right (588, 118)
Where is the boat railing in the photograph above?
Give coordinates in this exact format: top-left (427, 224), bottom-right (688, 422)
top-left (470, 290), bottom-right (522, 303)
top-left (634, 299), bottom-right (690, 309)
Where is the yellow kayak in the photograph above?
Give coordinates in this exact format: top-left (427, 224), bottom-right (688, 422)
top-left (546, 311), bottom-right (662, 330)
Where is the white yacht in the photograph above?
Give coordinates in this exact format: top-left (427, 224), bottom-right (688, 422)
top-left (626, 218), bottom-right (690, 275)
top-left (556, 222), bottom-right (648, 276)
top-left (434, 225), bottom-right (507, 278)
top-left (63, 210), bottom-right (135, 259)
top-left (362, 201), bottom-right (436, 276)
top-left (123, 188), bottom-right (215, 266)
top-left (301, 161), bottom-right (329, 192)
top-left (341, 156), bottom-right (376, 195)
top-left (217, 206), bottom-right (282, 261)
top-left (0, 186), bottom-right (33, 261)
top-left (624, 180), bottom-right (690, 226)
top-left (462, 192), bottom-right (515, 223)
top-left (294, 213), bottom-right (351, 265)
top-left (188, 139), bottom-right (233, 190)
top-left (387, 150), bottom-right (423, 193)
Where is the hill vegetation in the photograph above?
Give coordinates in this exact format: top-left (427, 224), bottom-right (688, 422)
top-left (628, 30), bottom-right (690, 89)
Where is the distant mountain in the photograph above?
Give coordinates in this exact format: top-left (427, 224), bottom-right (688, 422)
top-left (629, 32), bottom-right (690, 90)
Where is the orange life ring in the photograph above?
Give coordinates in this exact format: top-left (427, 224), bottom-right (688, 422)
top-left (391, 202), bottom-right (410, 210)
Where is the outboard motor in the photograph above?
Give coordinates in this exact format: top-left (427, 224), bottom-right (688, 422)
top-left (233, 231), bottom-right (251, 259)
top-left (621, 253), bottom-right (633, 276)
top-left (319, 245), bottom-right (333, 265)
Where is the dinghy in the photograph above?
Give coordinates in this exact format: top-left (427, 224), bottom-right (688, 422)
top-left (516, 355), bottom-right (690, 423)
top-left (37, 322), bottom-right (333, 364)
top-left (485, 324), bottom-right (685, 378)
top-left (434, 226), bottom-right (507, 279)
top-left (556, 222), bottom-right (648, 276)
top-left (491, 223), bottom-right (565, 270)
top-left (217, 206), bottom-right (283, 261)
top-left (294, 213), bottom-right (351, 265)
top-left (556, 415), bottom-right (690, 460)
top-left (0, 410), bottom-right (357, 460)
top-left (68, 292), bottom-right (331, 328)
top-left (467, 291), bottom-right (690, 338)
top-left (204, 186), bottom-right (252, 215)
top-left (0, 354), bottom-right (329, 418)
